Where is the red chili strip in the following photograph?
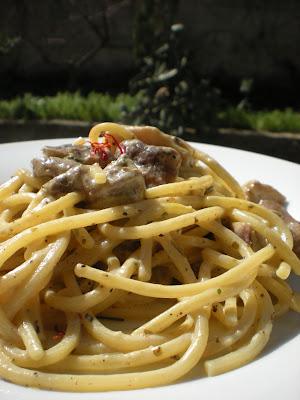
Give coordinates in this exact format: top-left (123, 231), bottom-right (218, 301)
top-left (53, 331), bottom-right (65, 341)
top-left (89, 132), bottom-right (125, 162)
top-left (103, 133), bottom-right (125, 154)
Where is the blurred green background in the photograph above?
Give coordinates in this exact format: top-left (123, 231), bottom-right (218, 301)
top-left (0, 1), bottom-right (299, 162)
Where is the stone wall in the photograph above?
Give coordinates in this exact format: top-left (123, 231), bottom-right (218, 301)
top-left (178, 0), bottom-right (300, 98)
top-left (1, 1), bottom-right (300, 97)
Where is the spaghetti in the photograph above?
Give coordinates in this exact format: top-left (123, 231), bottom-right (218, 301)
top-left (0, 123), bottom-right (299, 392)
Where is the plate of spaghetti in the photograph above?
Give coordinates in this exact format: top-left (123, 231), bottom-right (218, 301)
top-left (0, 123), bottom-right (299, 400)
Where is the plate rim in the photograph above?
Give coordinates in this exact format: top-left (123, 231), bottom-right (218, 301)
top-left (0, 138), bottom-right (299, 400)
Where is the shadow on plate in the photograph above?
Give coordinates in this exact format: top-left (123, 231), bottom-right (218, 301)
top-left (182, 310), bottom-right (300, 383)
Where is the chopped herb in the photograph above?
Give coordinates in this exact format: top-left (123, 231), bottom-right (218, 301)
top-left (205, 186), bottom-right (214, 194)
top-left (85, 313), bottom-right (94, 322)
top-left (217, 288), bottom-right (222, 295)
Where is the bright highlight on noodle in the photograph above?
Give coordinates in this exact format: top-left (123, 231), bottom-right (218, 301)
top-left (0, 123), bottom-right (299, 392)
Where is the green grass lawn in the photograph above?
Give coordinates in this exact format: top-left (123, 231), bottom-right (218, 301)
top-left (1, 92), bottom-right (300, 133)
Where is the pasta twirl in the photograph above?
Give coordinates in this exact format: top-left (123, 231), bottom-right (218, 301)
top-left (0, 122), bottom-right (299, 392)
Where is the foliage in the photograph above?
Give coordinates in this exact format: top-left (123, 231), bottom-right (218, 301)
top-left (217, 76), bottom-right (300, 133)
top-left (218, 107), bottom-right (300, 133)
top-left (0, 92), bottom-right (137, 122)
top-left (237, 78), bottom-right (253, 111)
top-left (133, 0), bottom-right (178, 62)
top-left (0, 33), bottom-right (20, 55)
top-left (1, 92), bottom-right (299, 134)
top-left (125, 23), bottom-right (221, 136)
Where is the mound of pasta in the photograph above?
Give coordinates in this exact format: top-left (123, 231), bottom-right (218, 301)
top-left (0, 123), bottom-right (299, 392)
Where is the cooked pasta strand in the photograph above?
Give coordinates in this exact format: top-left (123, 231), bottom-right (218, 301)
top-left (0, 123), bottom-right (298, 393)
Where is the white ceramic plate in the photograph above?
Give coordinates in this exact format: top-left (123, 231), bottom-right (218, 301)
top-left (0, 139), bottom-right (299, 400)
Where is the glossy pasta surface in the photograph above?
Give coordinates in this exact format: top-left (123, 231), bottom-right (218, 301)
top-left (0, 123), bottom-right (299, 392)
